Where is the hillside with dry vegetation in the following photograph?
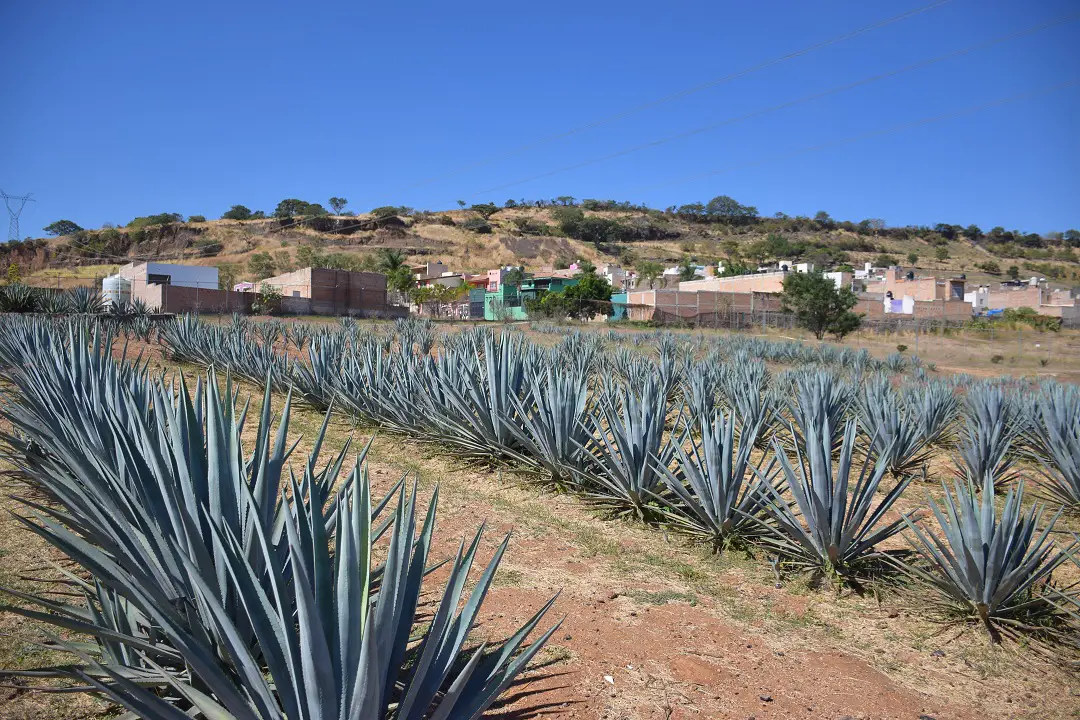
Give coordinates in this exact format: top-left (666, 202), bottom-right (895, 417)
top-left (6, 198), bottom-right (1080, 291)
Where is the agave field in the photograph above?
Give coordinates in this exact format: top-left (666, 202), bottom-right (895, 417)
top-left (0, 312), bottom-right (1078, 718)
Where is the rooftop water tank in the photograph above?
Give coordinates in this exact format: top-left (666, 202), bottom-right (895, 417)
top-left (102, 275), bottom-right (132, 308)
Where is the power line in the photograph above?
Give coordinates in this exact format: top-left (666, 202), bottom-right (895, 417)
top-left (461, 13), bottom-right (1079, 200)
top-left (626, 79), bottom-right (1080, 193)
top-left (365, 0), bottom-right (956, 202)
top-left (1, 190), bottom-right (35, 242)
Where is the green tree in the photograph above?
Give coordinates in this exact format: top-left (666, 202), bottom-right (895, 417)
top-left (247, 252), bottom-right (277, 279)
top-left (962, 224), bottom-right (982, 241)
top-left (907, 252), bottom-right (918, 265)
top-left (781, 271), bottom-right (862, 341)
top-left (222, 205), bottom-right (253, 220)
top-left (1007, 265), bottom-right (1020, 280)
top-left (502, 267), bottom-right (526, 288)
top-left (814, 210), bottom-right (834, 228)
top-left (274, 199), bottom-right (306, 218)
top-left (456, 200), bottom-right (466, 209)
top-left (704, 195), bottom-right (757, 224)
top-left (188, 215), bottom-right (207, 223)
top-left (43, 220), bottom-right (84, 236)
top-left (376, 248), bottom-right (407, 273)
top-left (636, 260), bottom-right (663, 288)
top-left (469, 202), bottom-right (500, 219)
top-left (217, 262), bottom-right (240, 290)
top-left (6, 263), bottom-right (21, 284)
top-left (677, 256), bottom-right (697, 281)
top-left (935, 246), bottom-right (950, 261)
top-left (329, 197), bottom-right (348, 214)
top-left (874, 253), bottom-right (898, 268)
top-left (527, 271), bottom-right (613, 321)
top-left (387, 266), bottom-right (414, 293)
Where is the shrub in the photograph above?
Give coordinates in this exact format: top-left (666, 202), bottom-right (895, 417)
top-left (461, 217), bottom-right (492, 234)
top-left (990, 354), bottom-right (1004, 364)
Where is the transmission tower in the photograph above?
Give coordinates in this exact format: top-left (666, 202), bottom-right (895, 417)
top-left (1, 190), bottom-right (35, 242)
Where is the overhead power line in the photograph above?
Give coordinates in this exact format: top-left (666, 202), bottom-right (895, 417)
top-left (367, 0), bottom-right (956, 201)
top-left (461, 13), bottom-right (1079, 200)
top-left (626, 79), bottom-right (1080, 193)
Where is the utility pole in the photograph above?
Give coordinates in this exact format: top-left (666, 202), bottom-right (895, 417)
top-left (1, 190), bottom-right (35, 242)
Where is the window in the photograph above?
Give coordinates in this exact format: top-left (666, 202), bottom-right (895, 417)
top-left (147, 273), bottom-right (171, 285)
top-left (292, 290), bottom-right (300, 297)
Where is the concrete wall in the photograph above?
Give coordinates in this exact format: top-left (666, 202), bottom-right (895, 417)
top-left (678, 271), bottom-right (787, 294)
top-left (138, 283), bottom-right (254, 314)
top-left (257, 267), bottom-right (389, 315)
top-left (119, 262), bottom-right (218, 290)
top-left (984, 285), bottom-right (1043, 310)
top-left (624, 289), bottom-right (783, 322)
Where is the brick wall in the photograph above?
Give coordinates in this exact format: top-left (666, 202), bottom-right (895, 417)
top-left (984, 286), bottom-right (1043, 310)
top-left (678, 272), bottom-right (786, 294)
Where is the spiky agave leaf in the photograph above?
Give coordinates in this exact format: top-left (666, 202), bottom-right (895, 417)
top-left (898, 479), bottom-right (1079, 643)
top-left (856, 374), bottom-right (932, 478)
top-left (757, 419), bottom-right (912, 578)
top-left (655, 409), bottom-right (780, 550)
top-left (901, 379), bottom-right (959, 447)
top-left (577, 376), bottom-right (675, 519)
top-left (1026, 382), bottom-right (1080, 506)
top-left (507, 360), bottom-right (591, 485)
top-left (955, 382), bottom-right (1022, 488)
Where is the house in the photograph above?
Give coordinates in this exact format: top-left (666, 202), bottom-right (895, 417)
top-left (256, 267), bottom-right (400, 316)
top-left (599, 264), bottom-right (635, 291)
top-left (968, 278), bottom-right (1079, 324)
top-left (483, 271), bottom-right (582, 321)
top-left (112, 262), bottom-right (248, 314)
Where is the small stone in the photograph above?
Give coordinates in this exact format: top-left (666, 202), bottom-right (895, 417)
top-left (887, 610), bottom-right (899, 618)
top-left (563, 634), bottom-right (573, 641)
top-left (759, 695), bottom-right (773, 702)
top-left (746, 643), bottom-right (753, 649)
top-left (929, 650), bottom-right (945, 658)
top-left (607, 591), bottom-right (619, 600)
top-left (629, 611), bottom-right (637, 617)
top-left (603, 675), bottom-right (614, 685)
top-left (875, 621), bottom-right (888, 629)
top-left (775, 651), bottom-right (785, 657)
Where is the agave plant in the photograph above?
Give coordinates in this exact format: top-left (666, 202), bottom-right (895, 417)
top-left (786, 370), bottom-right (851, 453)
top-left (508, 361), bottom-right (591, 485)
top-left (856, 375), bottom-right (931, 478)
top-left (901, 379), bottom-right (959, 447)
top-left (577, 376), bottom-right (675, 519)
top-left (899, 479), bottom-right (1079, 643)
top-left (0, 325), bottom-right (559, 717)
top-left (0, 282), bottom-right (40, 312)
top-left (68, 286), bottom-right (106, 314)
top-left (656, 409), bottom-right (779, 550)
top-left (955, 383), bottom-right (1021, 488)
top-left (1026, 383), bottom-right (1080, 506)
top-left (757, 419), bottom-right (912, 579)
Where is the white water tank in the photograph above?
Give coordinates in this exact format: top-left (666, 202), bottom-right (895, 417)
top-left (102, 275), bottom-right (132, 308)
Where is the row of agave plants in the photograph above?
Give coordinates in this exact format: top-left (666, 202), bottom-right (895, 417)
top-left (153, 315), bottom-right (1080, 649)
top-left (0, 317), bottom-right (560, 718)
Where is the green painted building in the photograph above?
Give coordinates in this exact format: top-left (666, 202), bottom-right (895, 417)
top-left (483, 274), bottom-right (581, 321)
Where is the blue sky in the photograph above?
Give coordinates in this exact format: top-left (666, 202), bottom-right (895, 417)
top-left (3, 0), bottom-right (1077, 236)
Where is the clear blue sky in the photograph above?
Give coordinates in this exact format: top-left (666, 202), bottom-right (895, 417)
top-left (3, 0), bottom-right (1078, 237)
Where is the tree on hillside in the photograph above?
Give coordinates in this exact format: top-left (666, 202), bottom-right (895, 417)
top-left (247, 252), bottom-right (276, 280)
top-left (781, 271), bottom-right (862, 341)
top-left (469, 202), bottom-right (500, 219)
top-left (636, 260), bottom-right (663, 289)
top-left (44, 220), bottom-right (84, 236)
top-left (705, 195), bottom-right (757, 224)
top-left (188, 215), bottom-right (206, 223)
top-left (329, 197), bottom-right (348, 214)
top-left (935, 246), bottom-right (950, 261)
top-left (962, 224), bottom-right (982, 241)
top-left (222, 205), bottom-right (253, 221)
top-left (6, 263), bottom-right (21, 284)
top-left (907, 252), bottom-right (918, 265)
top-left (874, 253), bottom-right (897, 268)
top-left (274, 199), bottom-right (326, 218)
top-left (1007, 265), bottom-right (1020, 280)
top-left (217, 262), bottom-right (240, 290)
top-left (814, 211), bottom-right (834, 229)
top-left (456, 200), bottom-right (466, 209)
top-left (1064, 229), bottom-right (1079, 248)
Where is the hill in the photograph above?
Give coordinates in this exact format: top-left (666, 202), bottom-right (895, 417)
top-left (6, 200), bottom-right (1080, 291)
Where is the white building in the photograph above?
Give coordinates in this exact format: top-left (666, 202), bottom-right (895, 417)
top-left (599, 264), bottom-right (636, 291)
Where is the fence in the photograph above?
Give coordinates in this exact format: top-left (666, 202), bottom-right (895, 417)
top-left (25, 275), bottom-right (405, 318)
